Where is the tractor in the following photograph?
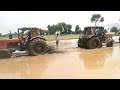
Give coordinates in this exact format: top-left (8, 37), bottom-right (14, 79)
top-left (78, 26), bottom-right (113, 49)
top-left (0, 27), bottom-right (47, 56)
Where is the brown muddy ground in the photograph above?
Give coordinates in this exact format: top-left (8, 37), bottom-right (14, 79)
top-left (0, 37), bottom-right (120, 79)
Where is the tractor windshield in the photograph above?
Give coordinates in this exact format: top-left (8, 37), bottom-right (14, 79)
top-left (84, 27), bottom-right (96, 35)
top-left (19, 30), bottom-right (29, 39)
top-left (96, 27), bottom-right (104, 35)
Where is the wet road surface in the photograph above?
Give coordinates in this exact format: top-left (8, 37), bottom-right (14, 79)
top-left (0, 36), bottom-right (120, 79)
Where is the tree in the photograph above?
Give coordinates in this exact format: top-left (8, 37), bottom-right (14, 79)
top-left (0, 33), bottom-right (2, 36)
top-left (58, 23), bottom-right (64, 35)
top-left (47, 25), bottom-right (54, 35)
top-left (75, 25), bottom-right (81, 34)
top-left (47, 22), bottom-right (72, 35)
top-left (43, 30), bottom-right (49, 35)
top-left (66, 24), bottom-right (72, 34)
top-left (61, 22), bottom-right (67, 35)
top-left (91, 14), bottom-right (104, 26)
top-left (110, 27), bottom-right (119, 33)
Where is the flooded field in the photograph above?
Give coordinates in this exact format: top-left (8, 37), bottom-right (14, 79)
top-left (0, 36), bottom-right (120, 79)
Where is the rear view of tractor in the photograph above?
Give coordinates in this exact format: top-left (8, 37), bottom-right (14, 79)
top-left (78, 26), bottom-right (113, 49)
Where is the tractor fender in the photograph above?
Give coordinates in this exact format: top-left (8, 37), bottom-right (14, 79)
top-left (30, 36), bottom-right (46, 41)
top-left (88, 35), bottom-right (98, 39)
top-left (25, 36), bottom-right (46, 47)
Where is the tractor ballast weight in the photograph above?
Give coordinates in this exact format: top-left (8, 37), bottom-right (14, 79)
top-left (78, 26), bottom-right (113, 49)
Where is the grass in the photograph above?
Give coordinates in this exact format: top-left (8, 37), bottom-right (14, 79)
top-left (43, 34), bottom-right (80, 41)
top-left (0, 34), bottom-right (80, 41)
top-left (0, 35), bottom-right (18, 40)
top-left (0, 34), bottom-right (119, 41)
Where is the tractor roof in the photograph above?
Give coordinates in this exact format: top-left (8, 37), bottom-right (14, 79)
top-left (19, 27), bottom-right (41, 31)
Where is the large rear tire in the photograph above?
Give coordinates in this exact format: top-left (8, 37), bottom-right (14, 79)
top-left (87, 37), bottom-right (100, 49)
top-left (98, 42), bottom-right (102, 48)
top-left (28, 38), bottom-right (47, 56)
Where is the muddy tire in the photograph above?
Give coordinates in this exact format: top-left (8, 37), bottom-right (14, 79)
top-left (28, 38), bottom-right (47, 56)
top-left (106, 41), bottom-right (113, 47)
top-left (98, 42), bottom-right (102, 48)
top-left (87, 37), bottom-right (100, 49)
top-left (78, 39), bottom-right (86, 48)
top-left (0, 49), bottom-right (11, 59)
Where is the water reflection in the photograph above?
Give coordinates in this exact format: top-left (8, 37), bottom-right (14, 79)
top-left (79, 47), bottom-right (113, 70)
top-left (0, 56), bottom-right (50, 79)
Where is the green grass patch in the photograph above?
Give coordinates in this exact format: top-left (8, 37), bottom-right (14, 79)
top-left (1, 34), bottom-right (118, 41)
top-left (43, 34), bottom-right (80, 41)
top-left (0, 34), bottom-right (80, 41)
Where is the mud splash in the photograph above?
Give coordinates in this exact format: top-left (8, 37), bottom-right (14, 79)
top-left (0, 38), bottom-right (120, 79)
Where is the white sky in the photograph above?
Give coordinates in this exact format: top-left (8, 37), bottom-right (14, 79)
top-left (0, 11), bottom-right (120, 34)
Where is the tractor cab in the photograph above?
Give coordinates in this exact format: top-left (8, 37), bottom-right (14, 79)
top-left (83, 26), bottom-right (107, 42)
top-left (83, 26), bottom-right (104, 35)
top-left (18, 27), bottom-right (40, 43)
top-left (18, 27), bottom-right (40, 39)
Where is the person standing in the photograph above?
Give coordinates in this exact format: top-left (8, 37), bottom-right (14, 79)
top-left (55, 31), bottom-right (60, 49)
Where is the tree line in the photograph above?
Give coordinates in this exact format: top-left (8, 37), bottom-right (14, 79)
top-left (4, 22), bottom-right (83, 36)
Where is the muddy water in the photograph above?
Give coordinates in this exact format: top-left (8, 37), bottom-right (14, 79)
top-left (0, 37), bottom-right (120, 79)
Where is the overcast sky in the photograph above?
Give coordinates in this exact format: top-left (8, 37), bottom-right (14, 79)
top-left (0, 11), bottom-right (120, 34)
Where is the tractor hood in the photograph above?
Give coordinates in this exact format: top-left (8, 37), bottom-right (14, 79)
top-left (0, 39), bottom-right (19, 43)
top-left (0, 39), bottom-right (19, 48)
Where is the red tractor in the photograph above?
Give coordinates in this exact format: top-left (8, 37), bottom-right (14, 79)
top-left (78, 26), bottom-right (114, 49)
top-left (0, 27), bottom-right (47, 56)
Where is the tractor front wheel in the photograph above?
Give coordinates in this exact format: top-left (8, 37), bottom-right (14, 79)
top-left (106, 40), bottom-right (113, 47)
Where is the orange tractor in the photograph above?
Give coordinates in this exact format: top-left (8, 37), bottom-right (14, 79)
top-left (0, 27), bottom-right (47, 56)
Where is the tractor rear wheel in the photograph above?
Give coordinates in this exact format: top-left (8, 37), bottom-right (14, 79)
top-left (28, 38), bottom-right (47, 56)
top-left (106, 40), bottom-right (113, 47)
top-left (87, 37), bottom-right (100, 49)
top-left (0, 49), bottom-right (11, 59)
top-left (98, 42), bottom-right (102, 48)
